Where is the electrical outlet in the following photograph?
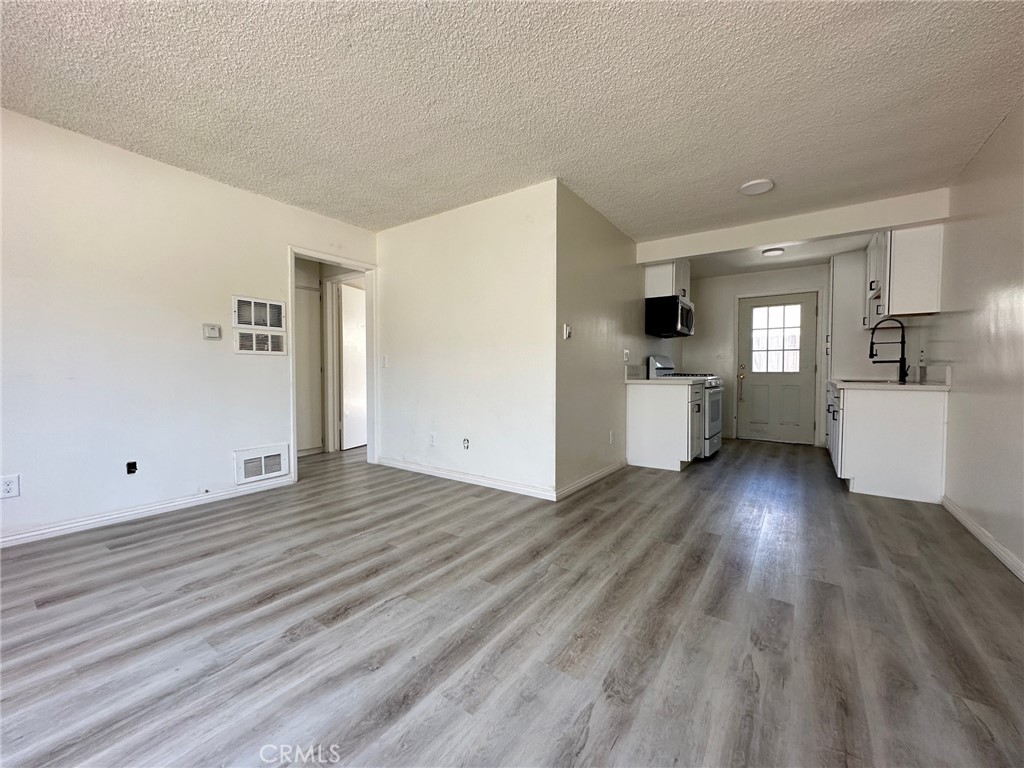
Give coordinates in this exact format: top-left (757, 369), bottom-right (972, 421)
top-left (623, 349), bottom-right (630, 362)
top-left (2, 475), bottom-right (20, 498)
top-left (463, 438), bottom-right (470, 450)
top-left (609, 429), bottom-right (615, 445)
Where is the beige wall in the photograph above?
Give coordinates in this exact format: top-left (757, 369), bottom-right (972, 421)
top-left (1, 110), bottom-right (375, 540)
top-left (686, 264), bottom-right (831, 442)
top-left (928, 98), bottom-right (1024, 568)
top-left (554, 183), bottom-right (643, 491)
top-left (376, 181), bottom-right (558, 496)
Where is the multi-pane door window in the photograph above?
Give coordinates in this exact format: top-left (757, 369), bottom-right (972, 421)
top-left (752, 304), bottom-right (800, 373)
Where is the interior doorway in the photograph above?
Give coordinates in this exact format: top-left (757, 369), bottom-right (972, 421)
top-left (289, 248), bottom-right (373, 472)
top-left (736, 291), bottom-right (818, 444)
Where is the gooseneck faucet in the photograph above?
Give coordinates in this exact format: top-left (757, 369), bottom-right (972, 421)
top-left (869, 317), bottom-right (909, 384)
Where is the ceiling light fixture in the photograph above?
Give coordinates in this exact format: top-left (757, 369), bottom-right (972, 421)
top-left (740, 178), bottom-right (775, 195)
top-left (762, 247), bottom-right (785, 257)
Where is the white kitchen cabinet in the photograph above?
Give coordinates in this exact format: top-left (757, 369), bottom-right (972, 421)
top-left (827, 380), bottom-right (948, 503)
top-left (830, 251), bottom-right (880, 380)
top-left (864, 224), bottom-right (944, 324)
top-left (626, 382), bottom-right (702, 470)
top-left (644, 259), bottom-right (691, 300)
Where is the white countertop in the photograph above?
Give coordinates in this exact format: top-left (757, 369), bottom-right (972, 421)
top-left (830, 378), bottom-right (950, 392)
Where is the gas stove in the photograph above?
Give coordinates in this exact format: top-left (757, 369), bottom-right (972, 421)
top-left (647, 356), bottom-right (723, 388)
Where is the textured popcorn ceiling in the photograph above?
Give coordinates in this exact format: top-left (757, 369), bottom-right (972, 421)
top-left (3, 1), bottom-right (1022, 240)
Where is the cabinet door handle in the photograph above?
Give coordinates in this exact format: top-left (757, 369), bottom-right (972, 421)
top-left (695, 403), bottom-right (701, 413)
top-left (869, 279), bottom-right (879, 291)
top-left (832, 409), bottom-right (838, 420)
top-left (862, 316), bottom-right (868, 326)
top-left (876, 304), bottom-right (885, 315)
top-left (827, 403), bottom-right (833, 413)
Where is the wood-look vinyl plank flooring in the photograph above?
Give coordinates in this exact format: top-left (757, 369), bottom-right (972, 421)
top-left (2, 441), bottom-right (1021, 767)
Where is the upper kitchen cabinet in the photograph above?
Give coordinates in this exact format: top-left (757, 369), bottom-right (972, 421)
top-left (644, 259), bottom-right (691, 299)
top-left (864, 224), bottom-right (944, 324)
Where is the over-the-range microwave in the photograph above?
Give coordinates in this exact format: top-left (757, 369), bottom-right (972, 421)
top-left (645, 295), bottom-right (694, 337)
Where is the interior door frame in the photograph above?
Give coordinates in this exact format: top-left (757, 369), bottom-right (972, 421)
top-left (732, 288), bottom-right (827, 446)
top-left (288, 245), bottom-right (378, 483)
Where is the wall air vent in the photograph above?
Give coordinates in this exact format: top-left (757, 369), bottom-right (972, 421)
top-left (234, 443), bottom-right (290, 485)
top-left (233, 296), bottom-right (288, 355)
top-left (233, 296), bottom-right (286, 330)
top-left (234, 330), bottom-right (286, 355)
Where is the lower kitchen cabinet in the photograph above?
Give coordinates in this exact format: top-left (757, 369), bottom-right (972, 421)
top-left (626, 383), bottom-right (702, 470)
top-left (827, 381), bottom-right (948, 502)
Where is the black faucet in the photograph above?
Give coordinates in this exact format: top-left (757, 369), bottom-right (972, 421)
top-left (869, 317), bottom-right (909, 384)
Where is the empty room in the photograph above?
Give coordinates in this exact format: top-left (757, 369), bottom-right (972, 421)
top-left (1, 2), bottom-right (1022, 767)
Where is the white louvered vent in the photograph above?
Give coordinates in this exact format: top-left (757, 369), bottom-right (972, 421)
top-left (233, 296), bottom-right (286, 330)
top-left (234, 444), bottom-right (290, 485)
top-left (233, 296), bottom-right (288, 355)
top-left (234, 330), bottom-right (286, 356)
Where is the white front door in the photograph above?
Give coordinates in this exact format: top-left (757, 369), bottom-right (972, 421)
top-left (736, 292), bottom-right (817, 444)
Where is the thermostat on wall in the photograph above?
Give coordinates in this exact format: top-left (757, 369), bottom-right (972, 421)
top-left (202, 323), bottom-right (222, 340)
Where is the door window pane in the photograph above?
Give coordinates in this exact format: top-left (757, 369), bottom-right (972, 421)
top-left (784, 304), bottom-right (801, 327)
top-left (752, 302), bottom-right (801, 373)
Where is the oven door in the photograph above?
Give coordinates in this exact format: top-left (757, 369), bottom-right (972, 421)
top-left (703, 386), bottom-right (723, 456)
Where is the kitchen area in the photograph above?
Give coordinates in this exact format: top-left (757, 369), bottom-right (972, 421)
top-left (626, 222), bottom-right (952, 505)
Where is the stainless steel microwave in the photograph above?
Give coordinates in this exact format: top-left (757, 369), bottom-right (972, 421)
top-left (645, 295), bottom-right (694, 337)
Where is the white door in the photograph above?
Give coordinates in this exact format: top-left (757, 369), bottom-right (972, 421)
top-left (341, 283), bottom-right (367, 449)
top-left (295, 276), bottom-right (323, 454)
top-left (736, 292), bottom-right (817, 444)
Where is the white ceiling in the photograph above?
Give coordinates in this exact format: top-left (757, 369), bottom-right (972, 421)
top-left (688, 233), bottom-right (873, 279)
top-left (3, 2), bottom-right (1021, 240)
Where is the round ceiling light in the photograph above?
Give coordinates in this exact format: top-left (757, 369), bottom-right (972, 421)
top-left (740, 178), bottom-right (775, 195)
top-left (762, 247), bottom-right (785, 257)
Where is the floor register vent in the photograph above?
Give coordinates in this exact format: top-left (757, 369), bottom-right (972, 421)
top-left (234, 444), bottom-right (290, 485)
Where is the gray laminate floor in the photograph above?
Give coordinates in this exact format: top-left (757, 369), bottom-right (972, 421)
top-left (1, 441), bottom-right (1021, 767)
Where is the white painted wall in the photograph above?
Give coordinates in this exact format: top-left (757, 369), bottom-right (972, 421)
top-left (0, 110), bottom-right (375, 540)
top-left (376, 181), bottom-right (558, 496)
top-left (685, 264), bottom-right (831, 443)
top-left (554, 183), bottom-right (642, 492)
top-left (928, 98), bottom-right (1024, 569)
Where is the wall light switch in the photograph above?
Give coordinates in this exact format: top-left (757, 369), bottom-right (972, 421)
top-left (623, 349), bottom-right (630, 362)
top-left (563, 324), bottom-right (572, 340)
top-left (202, 323), bottom-right (222, 340)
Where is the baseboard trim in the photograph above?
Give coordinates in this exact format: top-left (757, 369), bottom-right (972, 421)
top-left (376, 457), bottom-right (556, 500)
top-left (555, 460), bottom-right (627, 501)
top-left (0, 477), bottom-right (295, 548)
top-left (942, 495), bottom-right (1024, 583)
